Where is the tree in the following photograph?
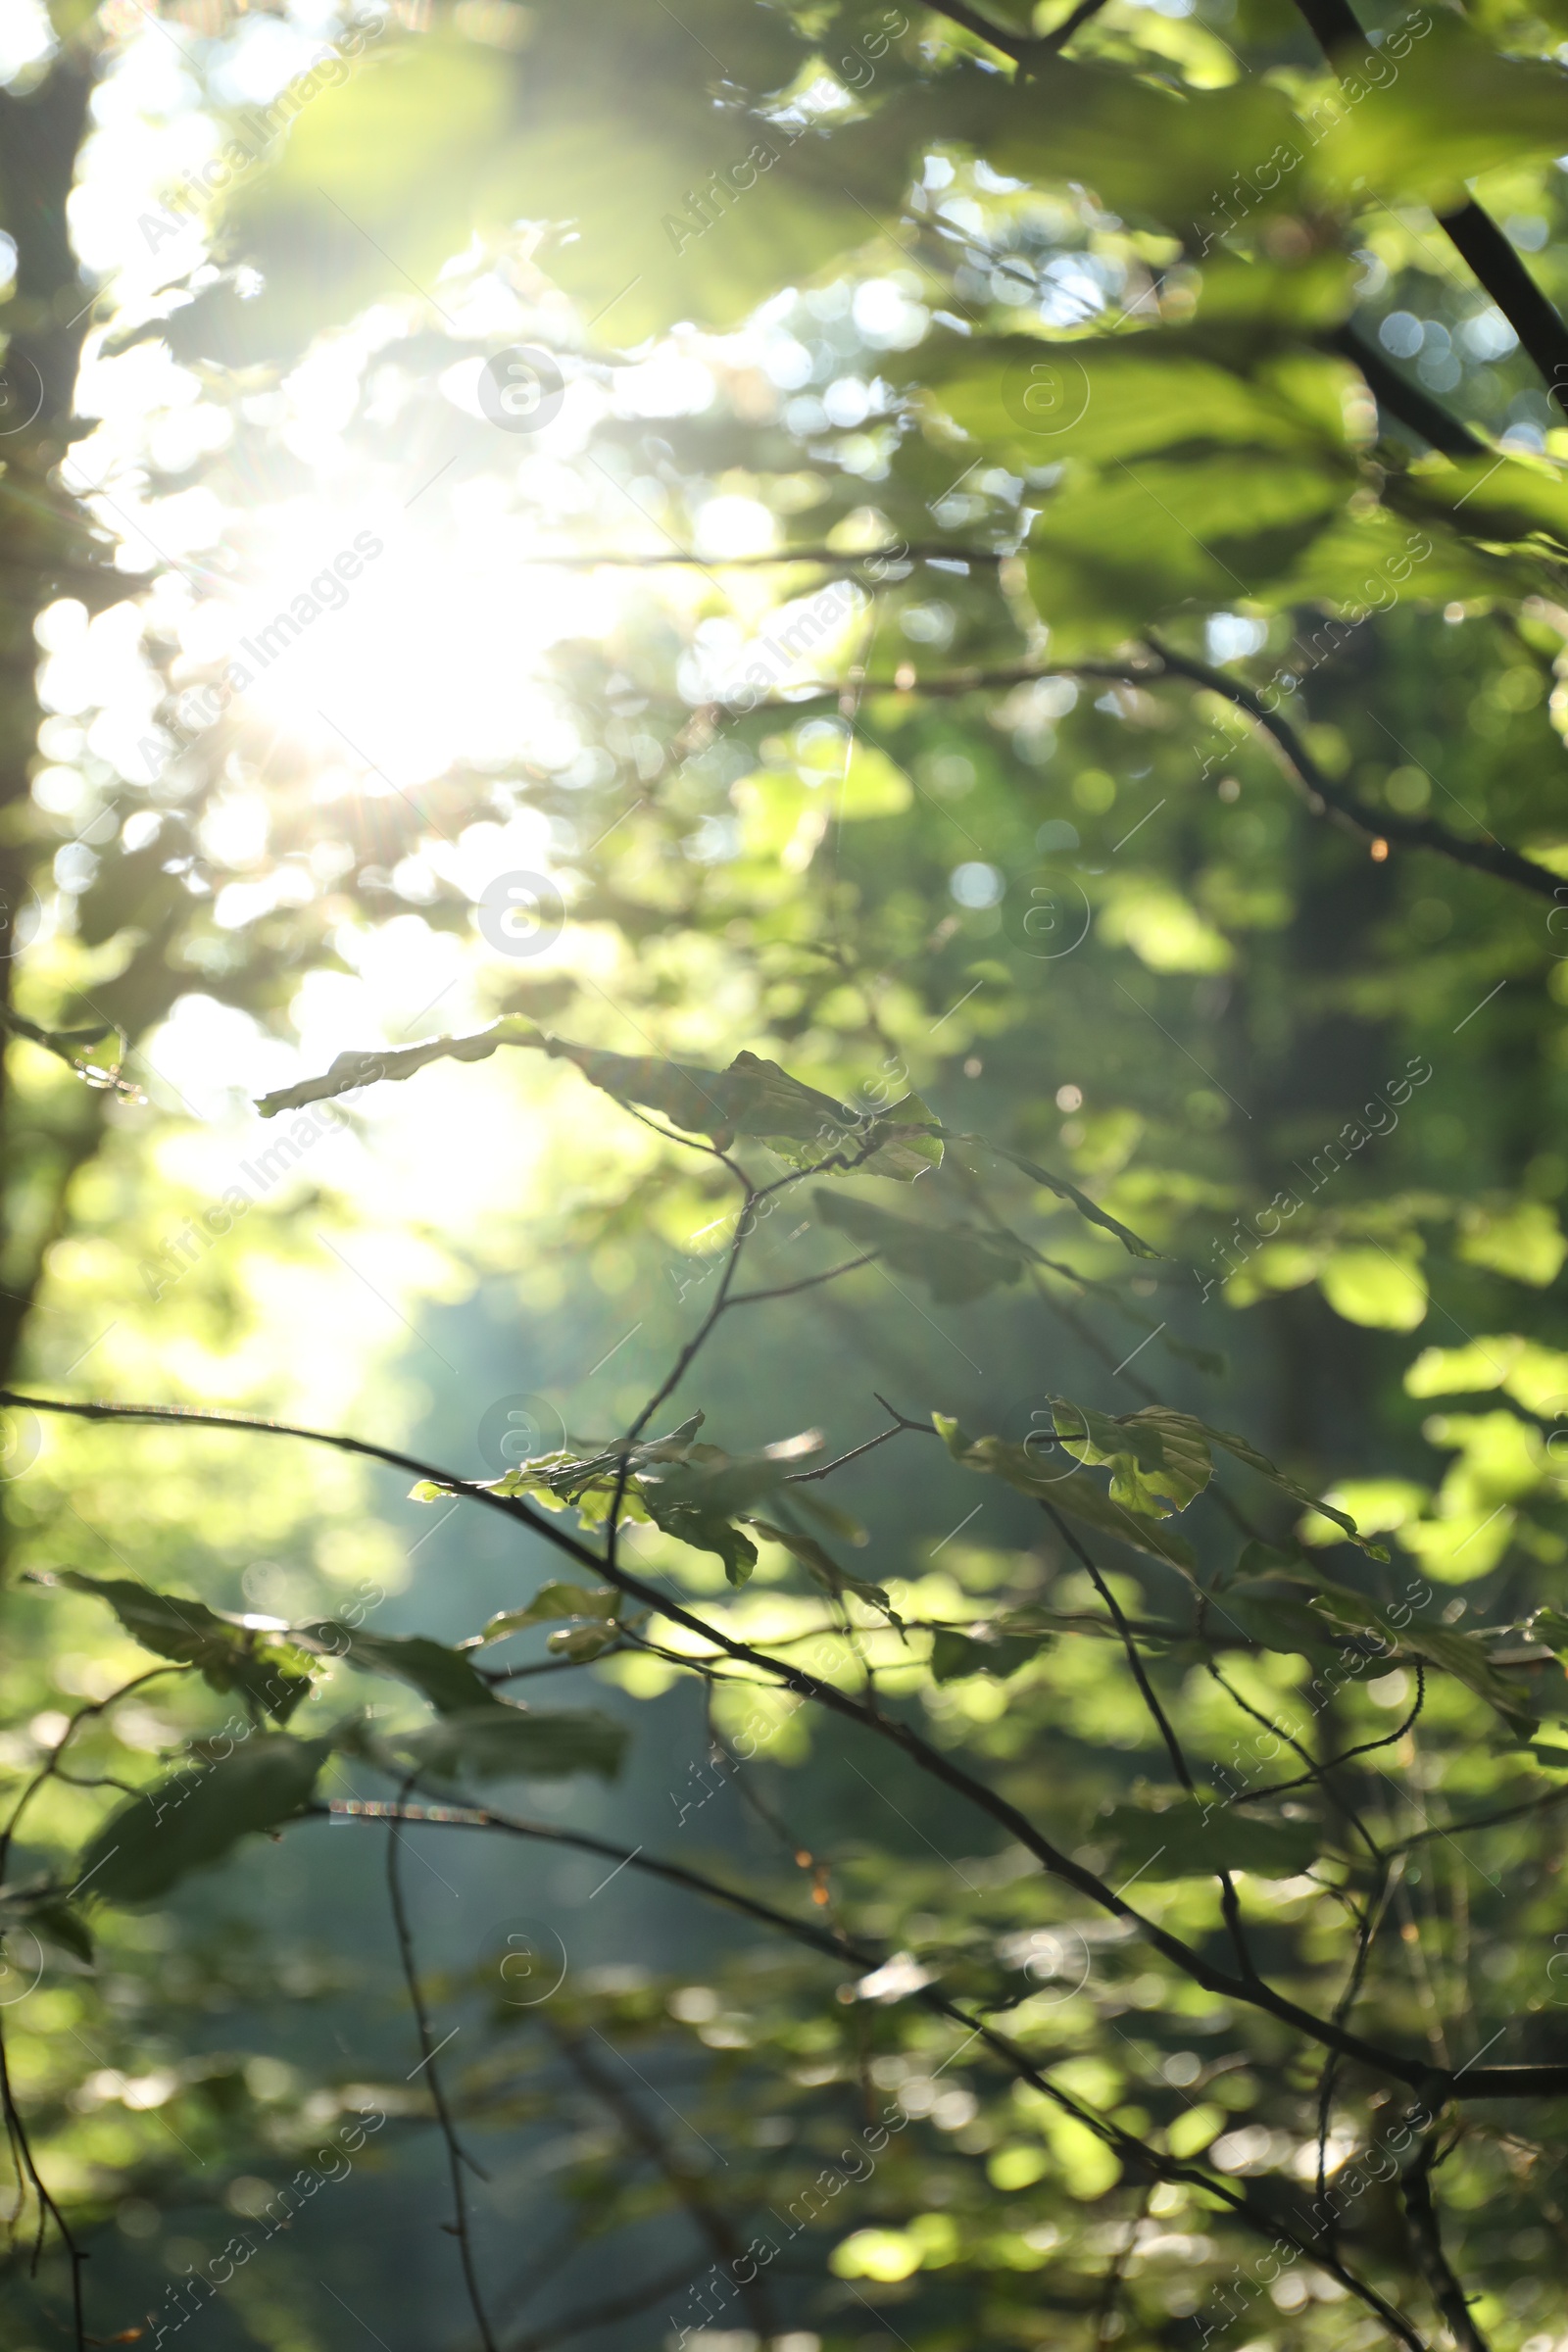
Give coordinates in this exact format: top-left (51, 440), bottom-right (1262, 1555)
top-left (4, 0), bottom-right (1568, 2346)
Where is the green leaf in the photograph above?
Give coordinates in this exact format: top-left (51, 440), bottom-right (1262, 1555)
top-left (634, 1431), bottom-right (821, 1521)
top-left (295, 1625), bottom-right (496, 1715)
top-left (255, 1018), bottom-right (536, 1116)
top-left (258, 1026), bottom-right (940, 1177)
top-left (0, 1883), bottom-right (93, 1965)
top-left (1209, 1575), bottom-right (1343, 1656)
top-left (1101, 1794), bottom-right (1319, 1883)
top-left (933, 1416), bottom-right (1197, 1569)
top-left (468, 1585), bottom-right (619, 1645)
top-left (48, 1572), bottom-right (314, 1724)
top-left (397, 1706), bottom-right (627, 1783)
top-left (1455, 1201), bottom-right (1568, 1288)
top-left (854, 1094), bottom-right (946, 1183)
top-left (746, 1516), bottom-right (902, 1625)
top-left (929, 1626), bottom-right (1045, 1683)
top-left (646, 1498), bottom-right (760, 1587)
top-left (1317, 1248), bottom-right (1428, 1331)
top-left (1197, 1424), bottom-right (1387, 1556)
top-left (912, 328), bottom-right (1344, 473)
top-left (1307, 1586), bottom-right (1538, 1737)
top-left (1051, 1399), bottom-right (1213, 1517)
top-left (1309, 18), bottom-right (1568, 207)
top-left (815, 1191), bottom-right (1029, 1302)
top-left (1528, 1607), bottom-right (1568, 1657)
top-left (76, 1736), bottom-right (333, 1905)
top-left (986, 1144), bottom-right (1162, 1259)
top-left (971, 58), bottom-right (1307, 233)
top-left (1025, 454), bottom-right (1345, 654)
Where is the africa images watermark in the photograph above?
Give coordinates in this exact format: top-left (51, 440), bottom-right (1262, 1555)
top-left (135, 528), bottom-right (385, 787)
top-left (659, 10), bottom-right (908, 258)
top-left (137, 14), bottom-right (387, 258)
top-left (137, 1065), bottom-right (385, 1302)
top-left (1196, 1053), bottom-right (1434, 1299)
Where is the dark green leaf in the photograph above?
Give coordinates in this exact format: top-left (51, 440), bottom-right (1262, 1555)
top-left (816, 1191), bottom-right (1029, 1302)
top-left (746, 1516), bottom-right (902, 1625)
top-left (1209, 1576), bottom-right (1339, 1656)
top-left (259, 1026), bottom-right (940, 1179)
top-left (49, 1572), bottom-right (314, 1724)
top-left (1308, 1586), bottom-right (1538, 1736)
top-left (295, 1625), bottom-right (496, 1715)
top-left (398, 1706), bottom-right (626, 1783)
top-left (1198, 1425), bottom-right (1388, 1555)
top-left (930, 1627), bottom-right (1044, 1683)
top-left (76, 1736), bottom-right (333, 1905)
top-left (987, 1143), bottom-right (1162, 1259)
top-left (0, 1884), bottom-right (93, 1965)
top-left (645, 1497), bottom-right (759, 1587)
top-left (1101, 1795), bottom-right (1319, 1882)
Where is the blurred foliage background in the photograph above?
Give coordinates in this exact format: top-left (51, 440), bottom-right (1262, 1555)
top-left (5, 0), bottom-right (1568, 2347)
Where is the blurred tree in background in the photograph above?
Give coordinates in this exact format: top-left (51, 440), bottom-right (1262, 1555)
top-left (5, 1), bottom-right (1568, 2347)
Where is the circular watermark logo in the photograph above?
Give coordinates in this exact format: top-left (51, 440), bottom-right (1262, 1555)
top-left (1014, 1396), bottom-right (1092, 1488)
top-left (478, 346), bottom-right (565, 435)
top-left (1010, 1924), bottom-right (1092, 2005)
top-left (0, 355), bottom-right (45, 439)
top-left (999, 349), bottom-right (1091, 441)
top-left (1537, 1393), bottom-right (1568, 1471)
top-left (0, 1927), bottom-right (44, 2008)
top-left (0, 1407), bottom-right (41, 1482)
top-left (0, 886), bottom-right (45, 962)
top-left (477, 1392), bottom-right (566, 1476)
top-left (1004, 865), bottom-right (1092, 961)
top-left (476, 871), bottom-right (564, 959)
top-left (486, 1913), bottom-right (568, 2008)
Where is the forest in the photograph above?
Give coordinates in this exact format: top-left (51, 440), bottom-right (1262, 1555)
top-left (3, 0), bottom-right (1568, 2346)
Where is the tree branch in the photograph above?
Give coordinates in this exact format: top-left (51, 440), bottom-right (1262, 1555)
top-left (776, 653), bottom-right (1568, 902)
top-left (1294, 0), bottom-right (1568, 416)
top-left (1143, 638), bottom-right (1567, 902)
top-left (1403, 2132), bottom-right (1493, 2352)
top-left (1327, 325), bottom-right (1483, 458)
top-left (321, 1799), bottom-right (1428, 2350)
top-left (725, 1251), bottom-right (877, 1307)
top-left (546, 2023), bottom-right (771, 2339)
top-left (15, 1388), bottom-right (1567, 2099)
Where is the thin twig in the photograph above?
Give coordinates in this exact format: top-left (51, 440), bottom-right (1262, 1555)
top-left (725, 1251), bottom-right (877, 1306)
top-left (505, 2255), bottom-right (711, 2352)
top-left (1403, 2131), bottom-right (1493, 2352)
top-left (1039, 1499), bottom-right (1257, 1982)
top-left (385, 1782), bottom-right (498, 2352)
top-left (547, 2024), bottom-right (771, 2338)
